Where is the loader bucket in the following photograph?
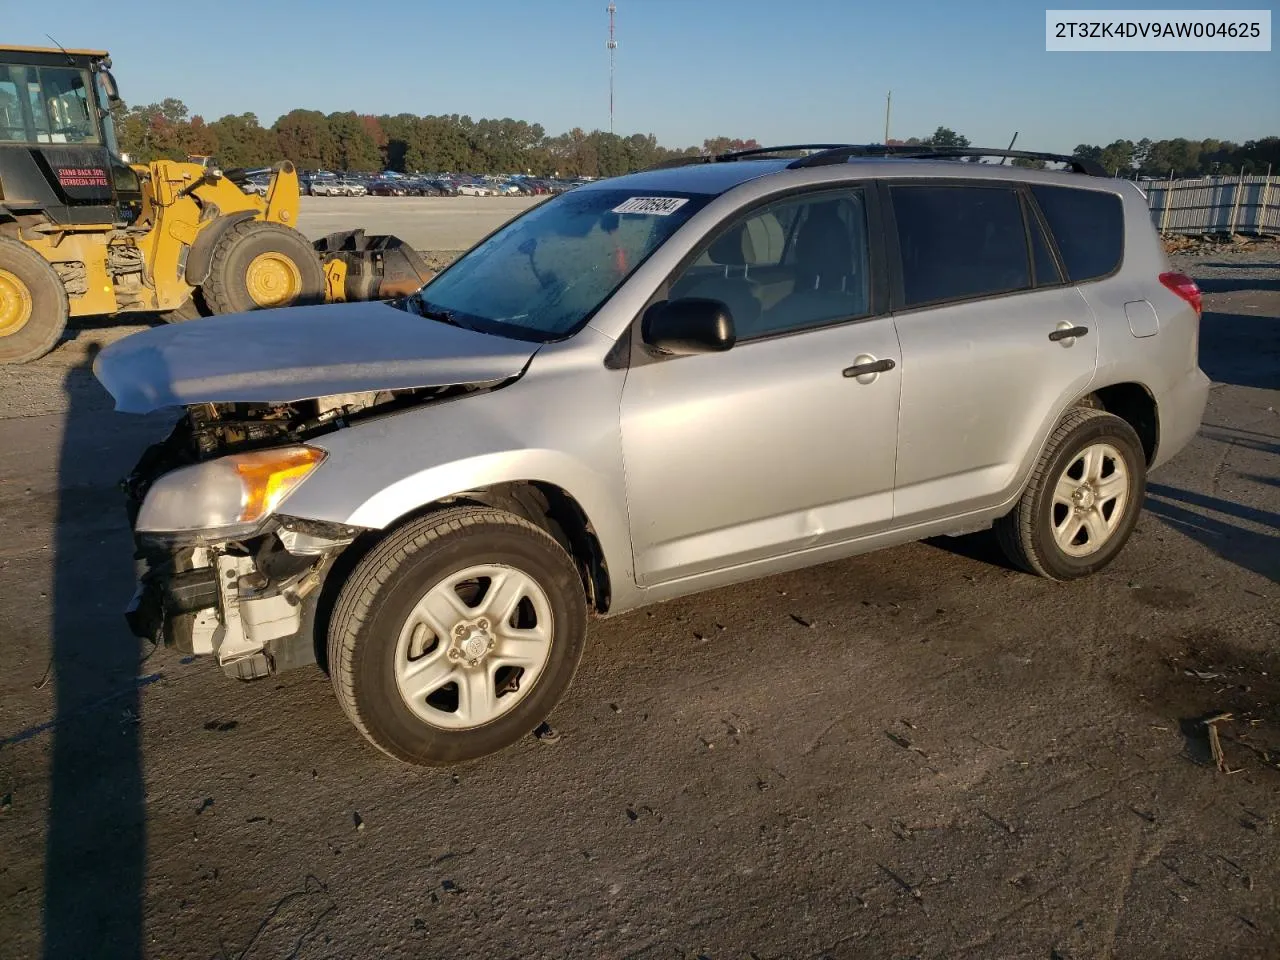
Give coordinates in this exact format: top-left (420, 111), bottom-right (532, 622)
top-left (313, 229), bottom-right (435, 302)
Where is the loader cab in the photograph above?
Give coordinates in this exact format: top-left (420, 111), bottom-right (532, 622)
top-left (0, 46), bottom-right (141, 226)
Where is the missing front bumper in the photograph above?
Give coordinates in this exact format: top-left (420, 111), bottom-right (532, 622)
top-left (125, 518), bottom-right (357, 679)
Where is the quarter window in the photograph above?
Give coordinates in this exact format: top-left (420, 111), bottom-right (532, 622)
top-left (1031, 185), bottom-right (1124, 283)
top-left (669, 189), bottom-right (872, 340)
top-left (890, 185), bottom-right (1030, 308)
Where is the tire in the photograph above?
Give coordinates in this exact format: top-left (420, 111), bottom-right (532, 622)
top-left (161, 290), bottom-right (208, 323)
top-left (327, 507), bottom-right (588, 765)
top-left (996, 408), bottom-right (1147, 581)
top-left (0, 238), bottom-right (68, 365)
top-left (200, 220), bottom-right (326, 315)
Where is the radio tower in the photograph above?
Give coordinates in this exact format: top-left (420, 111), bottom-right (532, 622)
top-left (606, 3), bottom-right (618, 133)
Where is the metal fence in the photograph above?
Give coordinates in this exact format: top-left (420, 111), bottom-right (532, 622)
top-left (1137, 175), bottom-right (1280, 236)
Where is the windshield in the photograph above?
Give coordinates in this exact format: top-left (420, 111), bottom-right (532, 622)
top-left (0, 64), bottom-right (100, 145)
top-left (408, 187), bottom-right (711, 341)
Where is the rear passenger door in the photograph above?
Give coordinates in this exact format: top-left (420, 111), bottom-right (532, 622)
top-left (884, 180), bottom-right (1099, 523)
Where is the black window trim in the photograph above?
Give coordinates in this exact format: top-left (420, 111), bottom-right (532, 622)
top-left (1018, 187), bottom-right (1069, 289)
top-left (626, 181), bottom-right (892, 367)
top-left (880, 177), bottom-right (1049, 315)
top-left (1025, 182), bottom-right (1128, 286)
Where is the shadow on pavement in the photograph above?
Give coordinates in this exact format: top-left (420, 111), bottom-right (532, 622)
top-left (1195, 277), bottom-right (1280, 294)
top-left (1145, 482), bottom-right (1280, 584)
top-left (1199, 425), bottom-right (1280, 457)
top-left (1197, 309), bottom-right (1280, 392)
top-left (42, 347), bottom-right (147, 959)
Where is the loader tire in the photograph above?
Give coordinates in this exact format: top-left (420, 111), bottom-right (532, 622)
top-left (201, 220), bottom-right (326, 315)
top-left (0, 239), bottom-right (68, 365)
top-left (161, 291), bottom-right (208, 323)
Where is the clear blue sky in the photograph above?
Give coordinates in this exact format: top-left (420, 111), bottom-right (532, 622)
top-left (8, 0), bottom-right (1278, 151)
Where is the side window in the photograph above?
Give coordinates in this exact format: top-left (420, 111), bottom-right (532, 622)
top-left (1031, 185), bottom-right (1124, 283)
top-left (0, 69), bottom-right (23, 142)
top-left (670, 189), bottom-right (872, 340)
top-left (890, 185), bottom-right (1030, 308)
top-left (1023, 196), bottom-right (1063, 286)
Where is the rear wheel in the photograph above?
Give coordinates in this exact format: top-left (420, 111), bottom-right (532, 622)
top-left (0, 239), bottom-right (68, 365)
top-left (201, 220), bottom-right (326, 315)
top-left (328, 507), bottom-right (588, 765)
top-left (996, 408), bottom-right (1147, 580)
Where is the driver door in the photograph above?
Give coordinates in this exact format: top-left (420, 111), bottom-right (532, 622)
top-left (619, 187), bottom-right (902, 586)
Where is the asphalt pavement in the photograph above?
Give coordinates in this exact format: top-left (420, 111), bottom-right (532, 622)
top-left (0, 244), bottom-right (1276, 960)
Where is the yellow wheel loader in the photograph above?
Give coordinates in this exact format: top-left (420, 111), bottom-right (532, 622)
top-left (0, 46), bottom-right (431, 364)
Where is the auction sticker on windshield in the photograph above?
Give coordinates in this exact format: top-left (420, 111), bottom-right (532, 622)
top-left (612, 196), bottom-right (690, 215)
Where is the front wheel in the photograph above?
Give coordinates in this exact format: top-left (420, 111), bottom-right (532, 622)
top-left (996, 408), bottom-right (1147, 580)
top-left (327, 507), bottom-right (588, 765)
top-left (201, 220), bottom-right (326, 315)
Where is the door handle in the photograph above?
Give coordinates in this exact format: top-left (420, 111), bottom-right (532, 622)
top-left (842, 357), bottom-right (896, 378)
top-left (1048, 325), bottom-right (1090, 342)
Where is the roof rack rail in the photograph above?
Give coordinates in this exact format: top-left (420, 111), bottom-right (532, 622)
top-left (644, 144), bottom-right (854, 171)
top-left (787, 145), bottom-right (1106, 177)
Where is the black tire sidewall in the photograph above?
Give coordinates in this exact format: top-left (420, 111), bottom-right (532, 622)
top-left (0, 240), bottom-right (68, 364)
top-left (1030, 415), bottom-right (1147, 579)
top-left (347, 525), bottom-right (587, 765)
top-left (204, 224), bottom-right (325, 315)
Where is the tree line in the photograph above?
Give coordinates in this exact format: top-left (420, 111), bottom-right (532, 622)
top-left (108, 101), bottom-right (1278, 180)
top-left (109, 98), bottom-right (762, 177)
top-left (1071, 137), bottom-right (1280, 177)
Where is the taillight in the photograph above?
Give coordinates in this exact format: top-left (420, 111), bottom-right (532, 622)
top-left (1159, 272), bottom-right (1202, 317)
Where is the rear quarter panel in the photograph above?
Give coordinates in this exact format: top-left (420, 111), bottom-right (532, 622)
top-left (1075, 184), bottom-right (1208, 466)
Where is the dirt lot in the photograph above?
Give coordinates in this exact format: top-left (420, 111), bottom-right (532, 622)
top-left (0, 236), bottom-right (1277, 960)
top-left (296, 195), bottom-right (542, 254)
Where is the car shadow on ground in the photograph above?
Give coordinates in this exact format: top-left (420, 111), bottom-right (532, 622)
top-left (1145, 482), bottom-right (1280, 584)
top-left (1195, 277), bottom-right (1280, 294)
top-left (1196, 309), bottom-right (1280, 391)
top-left (42, 349), bottom-right (147, 959)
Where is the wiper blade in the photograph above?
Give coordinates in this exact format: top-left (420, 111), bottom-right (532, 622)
top-left (404, 294), bottom-right (468, 329)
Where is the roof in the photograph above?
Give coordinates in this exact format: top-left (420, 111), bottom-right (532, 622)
top-left (0, 44), bottom-right (111, 59)
top-left (580, 151), bottom-right (1120, 201)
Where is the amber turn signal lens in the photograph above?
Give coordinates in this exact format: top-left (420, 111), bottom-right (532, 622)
top-left (231, 447), bottom-right (326, 524)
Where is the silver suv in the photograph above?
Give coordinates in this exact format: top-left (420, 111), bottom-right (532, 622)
top-left (96, 145), bottom-right (1210, 765)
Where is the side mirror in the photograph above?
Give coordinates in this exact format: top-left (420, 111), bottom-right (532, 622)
top-left (100, 69), bottom-right (121, 104)
top-left (642, 297), bottom-right (736, 356)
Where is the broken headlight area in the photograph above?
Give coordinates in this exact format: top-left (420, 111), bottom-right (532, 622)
top-left (127, 516), bottom-right (364, 680)
top-left (119, 387), bottom-right (484, 679)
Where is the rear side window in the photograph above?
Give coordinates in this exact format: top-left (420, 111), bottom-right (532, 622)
top-left (890, 185), bottom-right (1030, 308)
top-left (1030, 185), bottom-right (1124, 282)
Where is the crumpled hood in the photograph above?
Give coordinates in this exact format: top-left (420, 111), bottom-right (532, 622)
top-left (94, 300), bottom-right (539, 413)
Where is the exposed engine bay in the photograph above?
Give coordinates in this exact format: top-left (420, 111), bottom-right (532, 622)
top-left (122, 383), bottom-right (491, 679)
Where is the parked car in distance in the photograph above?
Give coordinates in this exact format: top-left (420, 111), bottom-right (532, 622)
top-left (456, 182), bottom-right (495, 197)
top-left (96, 144), bottom-right (1209, 767)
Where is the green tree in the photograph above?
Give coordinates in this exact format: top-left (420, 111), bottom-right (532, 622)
top-left (327, 111), bottom-right (381, 170)
top-left (701, 136), bottom-right (761, 156)
top-left (1098, 139), bottom-right (1136, 176)
top-left (207, 113), bottom-right (280, 168)
top-left (273, 109), bottom-right (337, 169)
top-left (924, 127), bottom-right (970, 149)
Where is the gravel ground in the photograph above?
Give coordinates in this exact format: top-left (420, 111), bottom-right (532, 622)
top-left (0, 242), bottom-right (1276, 960)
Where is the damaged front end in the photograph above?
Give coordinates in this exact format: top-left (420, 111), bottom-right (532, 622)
top-left (123, 388), bottom-right (472, 680)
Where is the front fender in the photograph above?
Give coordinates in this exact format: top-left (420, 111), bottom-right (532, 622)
top-left (275, 335), bottom-right (636, 594)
